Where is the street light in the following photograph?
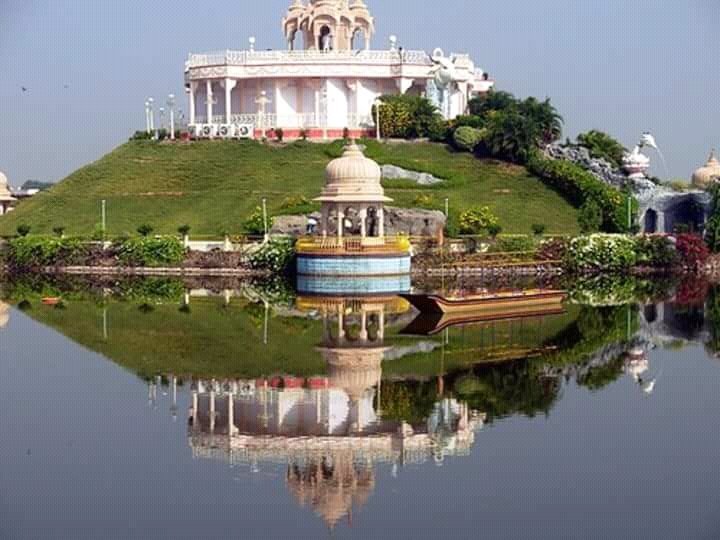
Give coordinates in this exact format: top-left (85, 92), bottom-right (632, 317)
top-left (167, 94), bottom-right (176, 140)
top-left (144, 101), bottom-right (150, 133)
top-left (148, 98), bottom-right (155, 132)
top-left (373, 98), bottom-right (383, 141)
top-left (159, 107), bottom-right (165, 136)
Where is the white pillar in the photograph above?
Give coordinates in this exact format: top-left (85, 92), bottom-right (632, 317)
top-left (189, 82), bottom-right (197, 125)
top-left (206, 80), bottom-right (213, 124)
top-left (359, 207), bottom-right (367, 238)
top-left (225, 78), bottom-right (236, 124)
top-left (337, 206), bottom-right (345, 240)
top-left (321, 206), bottom-right (329, 238)
top-left (191, 391), bottom-right (198, 426)
top-left (378, 207), bottom-right (385, 238)
top-left (355, 79), bottom-right (362, 127)
top-left (209, 389), bottom-right (216, 433)
top-left (274, 80), bottom-right (281, 127)
top-left (227, 393), bottom-right (235, 436)
top-left (314, 87), bottom-right (320, 127)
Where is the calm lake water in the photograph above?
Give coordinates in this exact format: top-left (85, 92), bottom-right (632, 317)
top-left (1, 275), bottom-right (720, 539)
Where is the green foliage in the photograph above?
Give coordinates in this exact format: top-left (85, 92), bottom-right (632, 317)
top-left (52, 226), bottom-right (65, 238)
top-left (578, 200), bottom-right (603, 233)
top-left (114, 278), bottom-right (185, 304)
top-left (487, 223), bottom-right (503, 238)
top-left (374, 95), bottom-right (443, 139)
top-left (705, 184), bottom-right (720, 252)
top-left (130, 131), bottom-right (153, 141)
top-left (634, 235), bottom-right (679, 267)
top-left (453, 126), bottom-right (485, 152)
top-left (484, 108), bottom-right (542, 163)
top-left (16, 224), bottom-right (31, 237)
top-left (412, 194), bottom-right (436, 209)
top-left (489, 235), bottom-right (536, 253)
top-left (468, 90), bottom-right (517, 116)
top-left (244, 206), bottom-right (273, 235)
top-left (7, 236), bottom-right (86, 268)
top-left (576, 130), bottom-right (626, 169)
top-left (565, 234), bottom-right (637, 273)
top-left (458, 206), bottom-right (500, 235)
top-left (248, 237), bottom-right (295, 273)
top-left (115, 236), bottom-right (185, 267)
top-left (531, 223), bottom-right (546, 236)
top-left (527, 153), bottom-right (634, 233)
top-left (177, 224), bottom-right (191, 236)
top-left (136, 224), bottom-right (154, 237)
top-left (280, 195), bottom-right (311, 210)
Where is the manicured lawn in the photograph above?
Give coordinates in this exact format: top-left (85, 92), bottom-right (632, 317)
top-left (0, 139), bottom-right (579, 237)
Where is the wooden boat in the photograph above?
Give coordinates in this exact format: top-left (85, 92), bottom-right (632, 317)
top-left (41, 297), bottom-right (62, 306)
top-left (400, 289), bottom-right (567, 315)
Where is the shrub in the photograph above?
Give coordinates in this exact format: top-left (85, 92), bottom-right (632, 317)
top-left (115, 236), bottom-right (185, 267)
top-left (578, 200), bottom-right (603, 233)
top-left (489, 235), bottom-right (536, 253)
top-left (412, 194), bottom-right (435, 209)
top-left (427, 116), bottom-right (451, 142)
top-left (635, 235), bottom-right (679, 267)
top-left (453, 126), bottom-right (484, 152)
top-left (52, 226), bottom-right (65, 238)
top-left (531, 223), bottom-right (546, 236)
top-left (280, 195), bottom-right (310, 210)
top-left (675, 234), bottom-right (709, 271)
top-left (6, 236), bottom-right (86, 268)
top-left (299, 129), bottom-right (308, 141)
top-left (374, 95), bottom-right (443, 139)
top-left (16, 225), bottom-right (31, 237)
top-left (248, 237), bottom-right (295, 273)
top-left (705, 184), bottom-right (720, 252)
top-left (458, 206), bottom-right (499, 235)
top-left (576, 130), bottom-right (626, 169)
top-left (487, 223), bottom-right (503, 239)
top-left (177, 224), bottom-right (191, 237)
top-left (244, 206), bottom-right (273, 235)
top-left (565, 234), bottom-right (637, 273)
top-left (342, 127), bottom-right (350, 140)
top-left (274, 128), bottom-right (284, 142)
top-left (137, 224), bottom-right (154, 237)
top-left (527, 153), bottom-right (633, 233)
top-left (130, 131), bottom-right (153, 141)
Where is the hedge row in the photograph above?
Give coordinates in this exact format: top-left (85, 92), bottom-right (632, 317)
top-left (526, 153), bottom-right (635, 233)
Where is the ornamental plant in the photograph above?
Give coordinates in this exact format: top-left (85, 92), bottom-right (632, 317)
top-left (115, 236), bottom-right (185, 267)
top-left (452, 126), bottom-right (484, 152)
top-left (458, 206), bottom-right (499, 235)
top-left (244, 207), bottom-right (273, 235)
top-left (565, 234), bottom-right (637, 273)
top-left (248, 238), bottom-right (295, 273)
top-left (634, 235), bottom-right (679, 268)
top-left (7, 236), bottom-right (86, 268)
top-left (675, 234), bottom-right (709, 272)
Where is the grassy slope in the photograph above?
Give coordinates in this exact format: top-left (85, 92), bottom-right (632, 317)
top-left (0, 139), bottom-right (579, 236)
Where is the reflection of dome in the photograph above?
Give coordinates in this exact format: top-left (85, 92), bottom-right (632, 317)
top-left (692, 150), bottom-right (720, 189)
top-left (323, 347), bottom-right (384, 400)
top-left (0, 302), bottom-right (9, 329)
top-left (287, 455), bottom-right (375, 529)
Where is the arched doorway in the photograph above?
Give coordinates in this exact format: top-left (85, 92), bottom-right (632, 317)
top-left (351, 28), bottom-right (365, 50)
top-left (644, 209), bottom-right (658, 233)
top-left (319, 26), bottom-right (332, 51)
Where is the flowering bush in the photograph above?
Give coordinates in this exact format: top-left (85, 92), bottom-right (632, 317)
top-left (244, 207), bottom-right (274, 235)
top-left (249, 237), bottom-right (295, 273)
top-left (565, 234), bottom-right (637, 272)
top-left (537, 238), bottom-right (569, 261)
top-left (675, 234), bottom-right (709, 271)
top-left (634, 235), bottom-right (679, 268)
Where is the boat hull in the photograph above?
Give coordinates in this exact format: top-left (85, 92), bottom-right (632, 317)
top-left (401, 291), bottom-right (567, 315)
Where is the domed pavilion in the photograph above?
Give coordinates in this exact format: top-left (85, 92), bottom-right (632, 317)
top-left (0, 171), bottom-right (16, 216)
top-left (296, 142), bottom-right (411, 281)
top-left (692, 150), bottom-right (720, 190)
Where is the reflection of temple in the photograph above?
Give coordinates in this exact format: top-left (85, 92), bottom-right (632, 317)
top-left (187, 296), bottom-right (483, 529)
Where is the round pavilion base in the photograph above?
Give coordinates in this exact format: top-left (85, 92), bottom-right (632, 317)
top-left (297, 253), bottom-right (411, 278)
top-left (297, 273), bottom-right (411, 296)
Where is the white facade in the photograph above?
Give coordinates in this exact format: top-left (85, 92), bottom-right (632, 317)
top-left (184, 0), bottom-right (494, 139)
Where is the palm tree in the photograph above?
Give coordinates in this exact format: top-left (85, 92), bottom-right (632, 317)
top-left (519, 97), bottom-right (563, 144)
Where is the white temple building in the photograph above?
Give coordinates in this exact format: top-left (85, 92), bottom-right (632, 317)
top-left (184, 0), bottom-right (494, 140)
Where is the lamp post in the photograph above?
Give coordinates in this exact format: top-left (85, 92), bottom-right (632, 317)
top-left (159, 107), bottom-right (165, 137)
top-left (148, 98), bottom-right (155, 131)
top-left (101, 199), bottom-right (107, 242)
top-left (373, 98), bottom-right (383, 141)
top-left (144, 101), bottom-right (151, 133)
top-left (167, 94), bottom-right (176, 140)
top-left (262, 197), bottom-right (269, 242)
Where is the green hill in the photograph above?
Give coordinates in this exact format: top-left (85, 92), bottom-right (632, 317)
top-left (0, 139), bottom-right (580, 237)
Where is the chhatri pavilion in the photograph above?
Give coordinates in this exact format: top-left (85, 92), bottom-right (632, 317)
top-left (0, 171), bottom-right (16, 216)
top-left (184, 0), bottom-right (494, 139)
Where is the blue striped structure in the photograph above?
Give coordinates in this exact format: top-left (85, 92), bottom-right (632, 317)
top-left (297, 255), bottom-right (411, 276)
top-left (297, 274), bottom-right (411, 295)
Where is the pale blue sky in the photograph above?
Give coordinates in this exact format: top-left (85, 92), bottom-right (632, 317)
top-left (0, 0), bottom-right (717, 184)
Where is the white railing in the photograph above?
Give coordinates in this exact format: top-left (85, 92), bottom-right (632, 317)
top-left (186, 48), bottom-right (432, 69)
top-left (194, 113), bottom-right (375, 129)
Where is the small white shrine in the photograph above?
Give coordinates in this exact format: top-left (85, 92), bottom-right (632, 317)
top-left (184, 0), bottom-right (494, 139)
top-left (0, 171), bottom-right (16, 216)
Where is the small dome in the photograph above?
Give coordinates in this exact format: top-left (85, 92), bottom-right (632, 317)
top-left (692, 150), bottom-right (720, 189)
top-left (316, 143), bottom-right (391, 203)
top-left (0, 171), bottom-right (14, 201)
top-left (325, 143), bottom-right (381, 186)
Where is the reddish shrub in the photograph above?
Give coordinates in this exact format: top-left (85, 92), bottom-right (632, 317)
top-left (675, 234), bottom-right (709, 271)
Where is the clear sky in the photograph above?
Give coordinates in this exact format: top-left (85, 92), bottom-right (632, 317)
top-left (0, 0), bottom-right (717, 185)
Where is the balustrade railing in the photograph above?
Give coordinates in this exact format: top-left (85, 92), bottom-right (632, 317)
top-left (192, 113), bottom-right (375, 129)
top-left (187, 48), bottom-right (432, 69)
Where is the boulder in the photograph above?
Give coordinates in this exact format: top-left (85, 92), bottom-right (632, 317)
top-left (270, 212), bottom-right (320, 236)
top-left (381, 165), bottom-right (444, 186)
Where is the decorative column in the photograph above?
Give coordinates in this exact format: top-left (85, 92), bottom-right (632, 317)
top-left (359, 207), bottom-right (368, 238)
top-left (378, 207), bottom-right (385, 238)
top-left (360, 310), bottom-right (368, 341)
top-left (338, 305), bottom-right (346, 340)
top-left (209, 388), bottom-right (216, 433)
top-left (224, 78), bottom-right (237, 124)
top-left (189, 81), bottom-right (197, 124)
top-left (321, 206), bottom-right (329, 237)
top-left (337, 206), bottom-right (345, 240)
top-left (314, 87), bottom-right (321, 126)
top-left (205, 80), bottom-right (214, 124)
top-left (227, 392), bottom-right (235, 436)
top-left (355, 80), bottom-right (362, 127)
top-left (378, 309), bottom-right (385, 341)
top-left (191, 390), bottom-right (198, 426)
